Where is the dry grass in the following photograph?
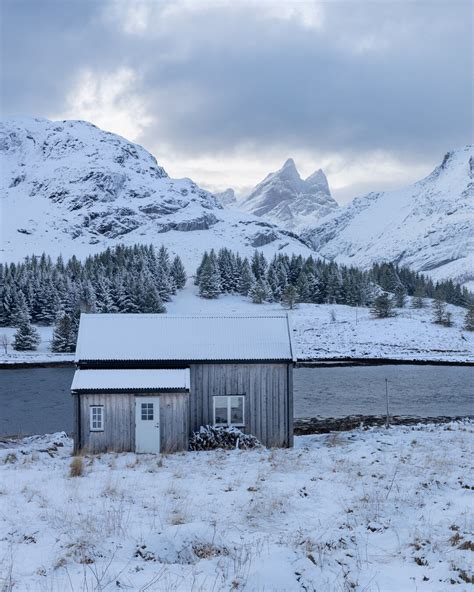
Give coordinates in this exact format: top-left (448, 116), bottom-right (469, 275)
top-left (69, 456), bottom-right (84, 478)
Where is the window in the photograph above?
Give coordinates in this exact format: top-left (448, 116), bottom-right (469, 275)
top-left (90, 406), bottom-right (104, 431)
top-left (213, 395), bottom-right (245, 427)
top-left (141, 402), bottom-right (154, 421)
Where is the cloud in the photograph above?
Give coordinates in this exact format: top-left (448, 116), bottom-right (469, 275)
top-left (52, 67), bottom-right (154, 142)
top-left (1, 0), bottom-right (472, 201)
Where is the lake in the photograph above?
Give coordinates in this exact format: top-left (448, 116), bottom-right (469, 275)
top-left (0, 365), bottom-right (472, 437)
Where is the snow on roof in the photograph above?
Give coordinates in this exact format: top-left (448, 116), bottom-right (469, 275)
top-left (72, 369), bottom-right (190, 391)
top-left (75, 314), bottom-right (294, 362)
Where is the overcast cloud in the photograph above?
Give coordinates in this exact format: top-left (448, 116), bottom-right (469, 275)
top-left (1, 0), bottom-right (472, 201)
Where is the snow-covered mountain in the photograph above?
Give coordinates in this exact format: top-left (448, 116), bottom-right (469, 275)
top-left (0, 118), bottom-right (312, 267)
top-left (303, 146), bottom-right (474, 288)
top-left (215, 188), bottom-right (236, 207)
top-left (239, 158), bottom-right (338, 232)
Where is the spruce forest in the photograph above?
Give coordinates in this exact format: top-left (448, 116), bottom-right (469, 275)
top-left (0, 244), bottom-right (472, 352)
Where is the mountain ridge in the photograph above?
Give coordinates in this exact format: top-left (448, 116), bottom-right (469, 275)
top-left (302, 145), bottom-right (474, 288)
top-left (0, 118), bottom-right (312, 268)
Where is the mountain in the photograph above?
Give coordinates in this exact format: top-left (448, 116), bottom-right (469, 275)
top-left (215, 188), bottom-right (237, 207)
top-left (302, 146), bottom-right (474, 288)
top-left (239, 158), bottom-right (338, 232)
top-left (0, 118), bottom-right (312, 267)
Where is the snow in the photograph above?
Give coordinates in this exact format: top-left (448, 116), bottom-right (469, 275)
top-left (75, 313), bottom-right (294, 362)
top-left (1, 288), bottom-right (473, 365)
top-left (71, 369), bottom-right (190, 391)
top-left (0, 422), bottom-right (472, 591)
top-left (303, 146), bottom-right (474, 287)
top-left (164, 288), bottom-right (474, 363)
top-left (0, 118), bottom-right (313, 269)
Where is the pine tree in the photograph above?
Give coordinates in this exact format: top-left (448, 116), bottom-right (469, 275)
top-left (249, 278), bottom-right (271, 304)
top-left (295, 272), bottom-right (310, 303)
top-left (432, 297), bottom-right (447, 325)
top-left (281, 284), bottom-right (299, 309)
top-left (198, 253), bottom-right (221, 299)
top-left (170, 256), bottom-right (187, 290)
top-left (394, 285), bottom-right (407, 308)
top-left (195, 252), bottom-right (209, 286)
top-left (237, 260), bottom-right (255, 296)
top-left (51, 311), bottom-right (75, 353)
top-left (251, 251), bottom-right (267, 280)
top-left (95, 277), bottom-right (116, 313)
top-left (370, 292), bottom-right (396, 318)
top-left (411, 286), bottom-right (425, 309)
top-left (13, 313), bottom-right (40, 351)
top-left (463, 306), bottom-right (474, 331)
top-left (0, 284), bottom-right (15, 326)
top-left (10, 290), bottom-right (30, 326)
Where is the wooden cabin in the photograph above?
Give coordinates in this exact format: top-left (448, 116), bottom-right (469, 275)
top-left (72, 314), bottom-right (295, 454)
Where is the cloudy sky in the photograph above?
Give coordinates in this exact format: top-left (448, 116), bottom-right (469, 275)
top-left (1, 0), bottom-right (472, 202)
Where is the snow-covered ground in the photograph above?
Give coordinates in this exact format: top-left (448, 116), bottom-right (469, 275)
top-left (1, 289), bottom-right (473, 364)
top-left (0, 422), bottom-right (472, 591)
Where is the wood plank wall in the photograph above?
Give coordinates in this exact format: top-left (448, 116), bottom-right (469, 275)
top-left (159, 393), bottom-right (189, 453)
top-left (189, 363), bottom-right (291, 447)
top-left (79, 393), bottom-right (135, 454)
top-left (78, 392), bottom-right (189, 454)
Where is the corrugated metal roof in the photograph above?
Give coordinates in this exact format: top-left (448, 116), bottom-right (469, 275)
top-left (75, 314), bottom-right (294, 362)
top-left (72, 369), bottom-right (190, 391)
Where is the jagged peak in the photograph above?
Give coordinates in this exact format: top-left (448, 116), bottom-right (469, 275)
top-left (281, 157), bottom-right (297, 170)
top-left (304, 168), bottom-right (330, 195)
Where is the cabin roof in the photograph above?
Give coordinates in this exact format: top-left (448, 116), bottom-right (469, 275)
top-left (75, 313), bottom-right (295, 363)
top-left (71, 369), bottom-right (190, 392)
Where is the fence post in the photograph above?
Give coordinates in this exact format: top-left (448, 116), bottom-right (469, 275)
top-left (385, 378), bottom-right (390, 428)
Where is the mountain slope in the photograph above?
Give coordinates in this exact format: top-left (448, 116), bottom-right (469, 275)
top-left (215, 188), bottom-right (237, 207)
top-left (0, 118), bottom-right (312, 267)
top-left (239, 158), bottom-right (338, 232)
top-left (303, 146), bottom-right (474, 287)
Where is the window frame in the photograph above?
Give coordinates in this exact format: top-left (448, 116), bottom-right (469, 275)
top-left (89, 405), bottom-right (104, 432)
top-left (213, 395), bottom-right (245, 428)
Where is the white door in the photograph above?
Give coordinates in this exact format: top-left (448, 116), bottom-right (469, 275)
top-left (135, 397), bottom-right (160, 453)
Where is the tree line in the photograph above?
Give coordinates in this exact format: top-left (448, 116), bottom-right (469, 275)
top-left (195, 248), bottom-right (471, 308)
top-left (1, 245), bottom-right (472, 352)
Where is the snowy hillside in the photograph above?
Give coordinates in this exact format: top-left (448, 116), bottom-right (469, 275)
top-left (0, 423), bottom-right (472, 591)
top-left (303, 146), bottom-right (474, 287)
top-left (0, 118), bottom-right (312, 267)
top-left (239, 159), bottom-right (338, 232)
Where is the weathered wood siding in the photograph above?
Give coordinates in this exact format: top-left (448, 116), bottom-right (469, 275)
top-left (78, 393), bottom-right (135, 454)
top-left (77, 392), bottom-right (189, 454)
top-left (159, 393), bottom-right (189, 453)
top-left (189, 363), bottom-right (292, 448)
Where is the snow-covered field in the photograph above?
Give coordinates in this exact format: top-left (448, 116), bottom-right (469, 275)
top-left (0, 422), bottom-right (472, 591)
top-left (1, 289), bottom-right (473, 364)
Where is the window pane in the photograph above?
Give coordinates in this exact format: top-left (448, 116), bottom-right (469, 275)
top-left (214, 396), bottom-right (228, 425)
top-left (90, 406), bottom-right (103, 430)
top-left (141, 402), bottom-right (154, 420)
top-left (230, 397), bottom-right (244, 424)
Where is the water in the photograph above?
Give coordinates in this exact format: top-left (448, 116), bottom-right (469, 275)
top-left (294, 365), bottom-right (473, 418)
top-left (0, 365), bottom-right (472, 437)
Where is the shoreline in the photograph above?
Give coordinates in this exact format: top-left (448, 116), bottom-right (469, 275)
top-left (1, 357), bottom-right (473, 369)
top-left (2, 415), bottom-right (472, 442)
top-left (293, 414), bottom-right (474, 435)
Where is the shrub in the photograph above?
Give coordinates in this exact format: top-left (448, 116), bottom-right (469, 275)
top-left (69, 456), bottom-right (84, 477)
top-left (189, 426), bottom-right (261, 451)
